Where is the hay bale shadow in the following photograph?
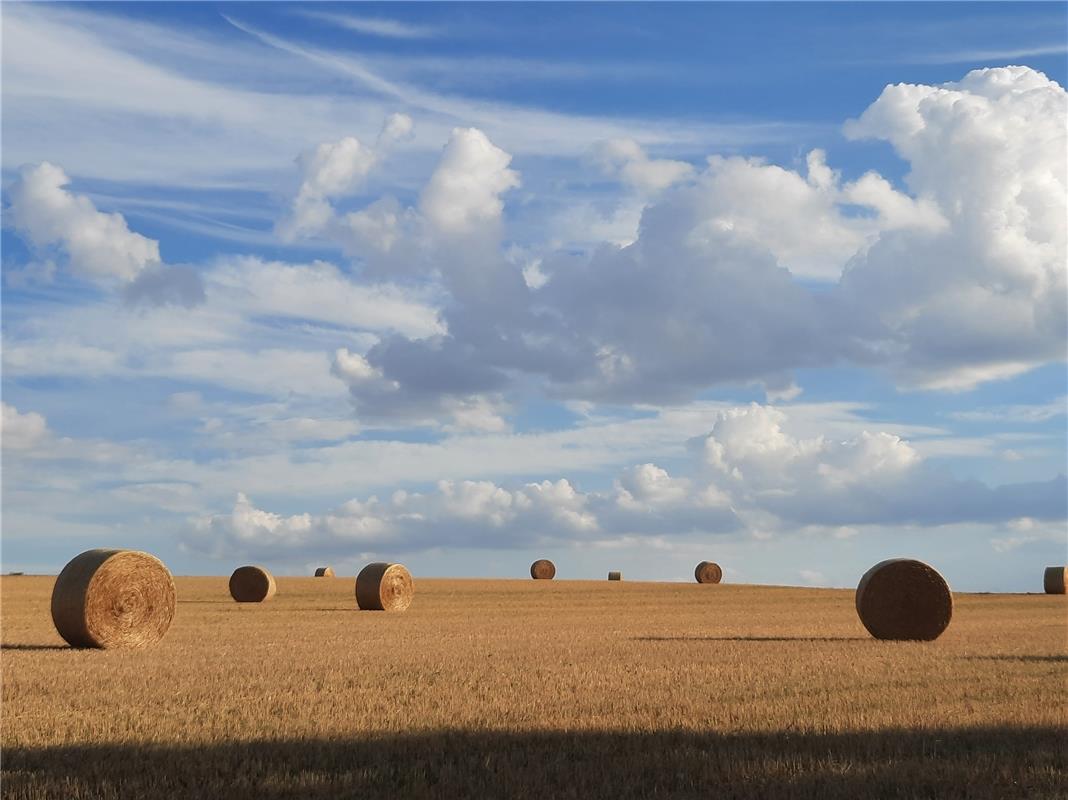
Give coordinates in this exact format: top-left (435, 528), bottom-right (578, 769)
top-left (635, 636), bottom-right (868, 643)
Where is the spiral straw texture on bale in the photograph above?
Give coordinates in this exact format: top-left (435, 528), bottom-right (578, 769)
top-left (695, 561), bottom-right (723, 584)
top-left (50, 549), bottom-right (176, 649)
top-left (356, 562), bottom-right (414, 611)
top-left (608, 571), bottom-right (622, 581)
top-left (1043, 566), bottom-right (1067, 594)
top-left (855, 559), bottom-right (952, 641)
top-left (530, 559), bottom-right (556, 580)
top-left (314, 567), bottom-right (335, 578)
top-left (229, 566), bottom-right (277, 602)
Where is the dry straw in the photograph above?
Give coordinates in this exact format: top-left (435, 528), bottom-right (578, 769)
top-left (608, 571), bottom-right (622, 581)
top-left (530, 559), bottom-right (556, 580)
top-left (695, 561), bottom-right (723, 584)
top-left (356, 562), bottom-right (414, 611)
top-left (229, 566), bottom-right (276, 602)
top-left (855, 558), bottom-right (952, 641)
top-left (314, 567), bottom-right (335, 578)
top-left (1043, 566), bottom-right (1067, 594)
top-left (50, 549), bottom-right (176, 649)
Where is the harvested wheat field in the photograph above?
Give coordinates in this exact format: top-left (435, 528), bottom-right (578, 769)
top-left (2, 575), bottom-right (1066, 799)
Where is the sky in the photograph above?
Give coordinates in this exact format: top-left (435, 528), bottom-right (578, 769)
top-left (1, 2), bottom-right (1065, 591)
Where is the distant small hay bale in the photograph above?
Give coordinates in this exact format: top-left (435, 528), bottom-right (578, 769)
top-left (355, 562), bottom-right (413, 611)
top-left (608, 571), bottom-right (622, 581)
top-left (855, 559), bottom-right (952, 641)
top-left (695, 561), bottom-right (723, 584)
top-left (50, 549), bottom-right (176, 649)
top-left (314, 567), bottom-right (335, 578)
top-left (229, 566), bottom-right (277, 602)
top-left (1043, 566), bottom-right (1067, 594)
top-left (530, 559), bottom-right (556, 580)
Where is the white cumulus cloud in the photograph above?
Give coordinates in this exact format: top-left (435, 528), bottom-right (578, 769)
top-left (593, 138), bottom-right (694, 194)
top-left (6, 162), bottom-right (205, 306)
top-left (185, 403), bottom-right (1065, 559)
top-left (419, 127), bottom-right (520, 235)
top-left (277, 113), bottom-right (413, 241)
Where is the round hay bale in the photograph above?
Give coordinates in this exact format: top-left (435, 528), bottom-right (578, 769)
top-left (530, 559), bottom-right (556, 580)
top-left (695, 561), bottom-right (723, 584)
top-left (608, 571), bottom-right (622, 581)
top-left (855, 559), bottom-right (952, 641)
top-left (1043, 566), bottom-right (1067, 594)
top-left (50, 549), bottom-right (176, 649)
top-left (355, 562), bottom-right (413, 611)
top-left (229, 566), bottom-right (276, 602)
top-left (314, 567), bottom-right (335, 578)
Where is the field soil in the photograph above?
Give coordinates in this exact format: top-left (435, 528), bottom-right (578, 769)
top-left (2, 575), bottom-right (1065, 799)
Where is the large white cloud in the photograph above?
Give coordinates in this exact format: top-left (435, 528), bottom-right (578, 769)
top-left (840, 66), bottom-right (1067, 389)
top-left (311, 66), bottom-right (1066, 421)
top-left (5, 162), bottom-right (205, 306)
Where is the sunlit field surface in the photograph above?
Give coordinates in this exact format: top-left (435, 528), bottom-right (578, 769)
top-left (3, 576), bottom-right (1065, 799)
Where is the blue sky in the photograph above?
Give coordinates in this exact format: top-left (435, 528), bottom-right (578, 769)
top-left (2, 2), bottom-right (1065, 590)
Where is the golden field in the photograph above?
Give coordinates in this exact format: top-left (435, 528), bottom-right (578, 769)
top-left (2, 574), bottom-right (1066, 799)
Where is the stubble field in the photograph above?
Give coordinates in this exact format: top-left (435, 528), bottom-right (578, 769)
top-left (2, 575), bottom-right (1066, 799)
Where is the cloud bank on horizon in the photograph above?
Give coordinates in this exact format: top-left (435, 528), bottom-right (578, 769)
top-left (2, 3), bottom-right (1065, 589)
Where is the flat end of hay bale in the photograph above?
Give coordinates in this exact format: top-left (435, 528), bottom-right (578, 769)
top-left (608, 571), bottom-right (622, 581)
top-left (314, 567), bottom-right (335, 578)
top-left (695, 561), bottom-right (723, 584)
top-left (355, 562), bottom-right (413, 611)
top-left (1043, 566), bottom-right (1067, 594)
top-left (50, 549), bottom-right (176, 649)
top-left (229, 566), bottom-right (276, 602)
top-left (855, 558), bottom-right (952, 641)
top-left (530, 559), bottom-right (556, 580)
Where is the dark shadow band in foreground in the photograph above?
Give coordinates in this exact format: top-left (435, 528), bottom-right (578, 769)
top-left (3, 725), bottom-right (1064, 799)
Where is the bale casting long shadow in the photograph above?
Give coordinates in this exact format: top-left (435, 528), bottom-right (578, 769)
top-left (0, 643), bottom-right (70, 651)
top-left (3, 726), bottom-right (1063, 800)
top-left (635, 635), bottom-right (868, 642)
top-left (960, 654), bottom-right (1068, 663)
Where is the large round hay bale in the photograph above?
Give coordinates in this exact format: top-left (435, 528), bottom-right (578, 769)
top-left (695, 561), bottom-right (723, 584)
top-left (608, 571), bottom-right (622, 581)
top-left (50, 549), bottom-right (176, 649)
top-left (314, 567), bottom-right (335, 578)
top-left (355, 562), bottom-right (413, 611)
top-left (530, 559), bottom-right (556, 580)
top-left (229, 566), bottom-right (276, 602)
top-left (855, 559), bottom-right (952, 641)
top-left (1043, 566), bottom-right (1067, 594)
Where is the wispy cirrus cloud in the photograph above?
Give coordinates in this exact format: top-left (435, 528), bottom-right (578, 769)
top-left (298, 10), bottom-right (440, 40)
top-left (948, 398), bottom-right (1068, 424)
top-left (220, 13), bottom-right (813, 158)
top-left (2, 3), bottom-right (807, 192)
top-left (904, 42), bottom-right (1067, 64)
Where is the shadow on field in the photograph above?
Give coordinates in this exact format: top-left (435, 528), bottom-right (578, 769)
top-left (635, 635), bottom-right (867, 643)
top-left (960, 655), bottom-right (1068, 664)
top-left (3, 725), bottom-right (1063, 800)
top-left (177, 600), bottom-right (232, 604)
top-left (0, 643), bottom-right (69, 651)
